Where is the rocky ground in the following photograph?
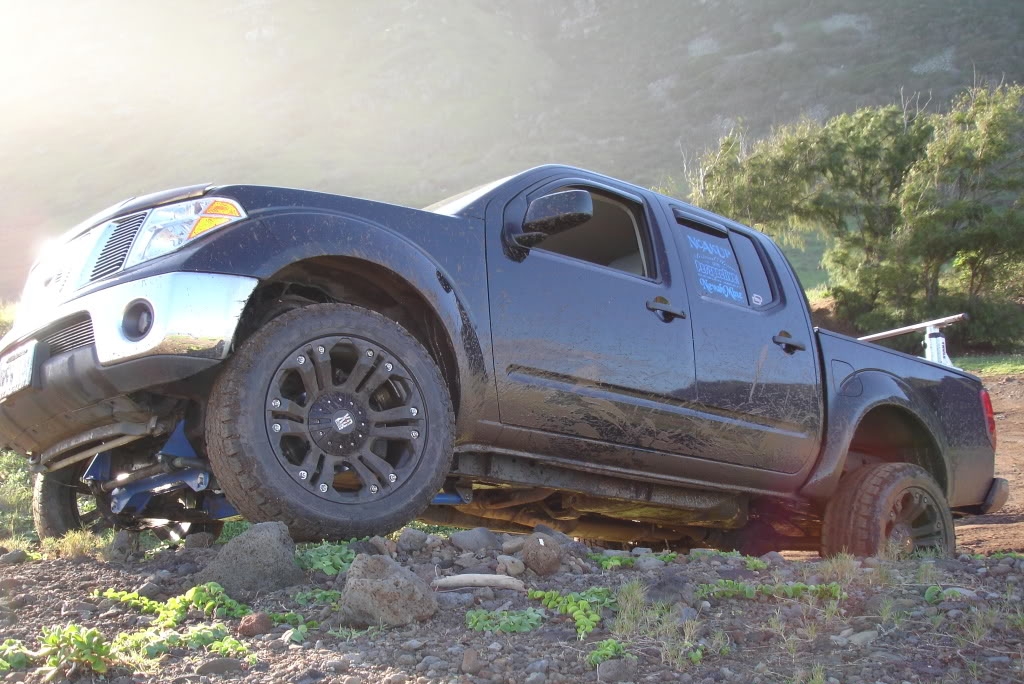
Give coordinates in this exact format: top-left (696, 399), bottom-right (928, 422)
top-left (0, 376), bottom-right (1021, 684)
top-left (1, 521), bottom-right (1022, 684)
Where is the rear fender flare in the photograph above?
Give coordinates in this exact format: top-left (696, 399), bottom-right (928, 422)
top-left (800, 369), bottom-right (950, 502)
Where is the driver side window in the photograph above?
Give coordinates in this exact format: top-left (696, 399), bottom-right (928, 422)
top-left (533, 188), bottom-right (652, 277)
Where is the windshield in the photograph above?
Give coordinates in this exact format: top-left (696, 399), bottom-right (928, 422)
top-left (424, 175), bottom-right (512, 216)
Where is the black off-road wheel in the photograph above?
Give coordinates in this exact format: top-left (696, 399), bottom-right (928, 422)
top-left (205, 303), bottom-right (455, 541)
top-left (821, 462), bottom-right (955, 557)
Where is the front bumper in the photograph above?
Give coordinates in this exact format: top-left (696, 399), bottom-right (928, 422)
top-left (0, 271), bottom-right (258, 458)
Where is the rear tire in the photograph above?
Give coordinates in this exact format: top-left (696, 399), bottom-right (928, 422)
top-left (821, 462), bottom-right (955, 557)
top-left (205, 303), bottom-right (454, 541)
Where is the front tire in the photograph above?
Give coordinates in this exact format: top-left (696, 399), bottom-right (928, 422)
top-left (821, 462), bottom-right (955, 557)
top-left (33, 465), bottom-right (108, 539)
top-left (205, 303), bottom-right (455, 541)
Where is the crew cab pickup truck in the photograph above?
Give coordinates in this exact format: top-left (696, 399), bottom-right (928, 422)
top-left (0, 165), bottom-right (1008, 556)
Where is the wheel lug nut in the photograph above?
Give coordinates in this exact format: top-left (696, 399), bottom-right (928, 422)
top-left (298, 470), bottom-right (308, 480)
top-left (385, 362), bottom-right (393, 372)
top-left (369, 484), bottom-right (379, 494)
top-left (410, 407), bottom-right (418, 416)
top-left (272, 423), bottom-right (282, 432)
top-left (317, 346), bottom-right (325, 354)
top-left (271, 399), bottom-right (281, 409)
top-left (410, 430), bottom-right (419, 439)
top-left (388, 473), bottom-right (397, 483)
top-left (297, 355), bottom-right (306, 364)
top-left (366, 350), bottom-right (374, 357)
top-left (319, 483), bottom-right (329, 493)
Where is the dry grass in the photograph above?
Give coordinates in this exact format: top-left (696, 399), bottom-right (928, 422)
top-left (39, 530), bottom-right (106, 559)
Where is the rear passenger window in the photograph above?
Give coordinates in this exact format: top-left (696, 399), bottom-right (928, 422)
top-left (682, 224), bottom-right (746, 305)
top-left (679, 220), bottom-right (775, 308)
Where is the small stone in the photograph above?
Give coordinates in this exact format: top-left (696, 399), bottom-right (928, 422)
top-left (195, 657), bottom-right (243, 674)
top-left (699, 600), bottom-right (711, 611)
top-left (487, 641), bottom-right (502, 651)
top-left (0, 550), bottom-right (27, 565)
top-left (596, 658), bottom-right (637, 683)
top-left (862, 556), bottom-right (881, 568)
top-left (829, 636), bottom-right (849, 647)
top-left (760, 551), bottom-right (786, 565)
top-left (526, 659), bottom-right (549, 674)
top-left (988, 564), bottom-right (1011, 577)
top-left (238, 612), bottom-right (273, 636)
top-left (496, 555), bottom-right (525, 576)
top-left (524, 673), bottom-right (546, 684)
top-left (342, 677), bottom-right (362, 684)
top-left (848, 630), bottom-right (879, 647)
top-left (634, 555), bottom-right (666, 570)
top-left (184, 532), bottom-right (216, 549)
top-left (397, 528), bottom-right (429, 554)
top-left (502, 536), bottom-right (526, 554)
top-left (946, 609), bottom-right (963, 619)
top-left (943, 587), bottom-right (978, 600)
top-left (461, 648), bottom-right (484, 675)
top-left (323, 654), bottom-right (347, 670)
top-left (450, 527), bottom-right (502, 553)
top-left (401, 639), bottom-right (425, 652)
top-left (136, 581), bottom-right (162, 598)
top-left (631, 547), bottom-right (653, 556)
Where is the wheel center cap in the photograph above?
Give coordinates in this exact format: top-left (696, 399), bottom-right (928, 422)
top-left (333, 411), bottom-right (356, 434)
top-left (307, 392), bottom-right (368, 455)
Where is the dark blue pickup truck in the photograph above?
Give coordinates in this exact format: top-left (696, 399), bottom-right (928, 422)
top-left (0, 165), bottom-right (1007, 556)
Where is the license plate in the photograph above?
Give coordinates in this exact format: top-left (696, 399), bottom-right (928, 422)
top-left (0, 340), bottom-right (37, 402)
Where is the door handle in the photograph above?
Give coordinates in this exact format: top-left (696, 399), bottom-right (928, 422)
top-left (646, 298), bottom-right (687, 321)
top-left (772, 334), bottom-right (806, 353)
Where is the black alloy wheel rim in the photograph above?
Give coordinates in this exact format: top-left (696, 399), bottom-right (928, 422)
top-left (885, 486), bottom-right (947, 553)
top-left (265, 335), bottom-right (427, 504)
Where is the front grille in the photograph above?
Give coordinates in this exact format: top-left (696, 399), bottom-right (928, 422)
top-left (89, 211), bottom-right (148, 282)
top-left (42, 315), bottom-right (95, 356)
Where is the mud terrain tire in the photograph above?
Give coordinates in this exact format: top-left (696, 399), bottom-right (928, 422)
top-left (205, 303), bottom-right (454, 541)
top-left (821, 462), bottom-right (955, 557)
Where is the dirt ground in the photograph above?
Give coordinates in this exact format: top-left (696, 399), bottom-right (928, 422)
top-left (954, 374), bottom-right (1024, 554)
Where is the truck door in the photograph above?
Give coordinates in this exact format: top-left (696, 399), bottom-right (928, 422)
top-left (486, 176), bottom-right (700, 473)
top-left (670, 205), bottom-right (823, 474)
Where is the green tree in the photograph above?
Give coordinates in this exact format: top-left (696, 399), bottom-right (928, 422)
top-left (901, 84), bottom-right (1024, 306)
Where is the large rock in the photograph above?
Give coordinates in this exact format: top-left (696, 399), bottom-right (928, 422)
top-left (195, 521), bottom-right (303, 596)
top-left (339, 554), bottom-right (437, 627)
top-left (450, 527), bottom-right (501, 553)
top-left (521, 533), bottom-right (562, 576)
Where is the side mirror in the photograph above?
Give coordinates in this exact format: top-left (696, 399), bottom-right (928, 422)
top-left (517, 190), bottom-right (593, 247)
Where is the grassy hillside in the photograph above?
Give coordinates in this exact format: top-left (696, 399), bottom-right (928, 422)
top-left (0, 0), bottom-right (1021, 298)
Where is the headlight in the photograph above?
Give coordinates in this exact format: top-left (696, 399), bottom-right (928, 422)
top-left (123, 198), bottom-right (246, 269)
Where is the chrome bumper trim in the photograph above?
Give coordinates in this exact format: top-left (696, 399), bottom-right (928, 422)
top-left (2, 272), bottom-right (258, 365)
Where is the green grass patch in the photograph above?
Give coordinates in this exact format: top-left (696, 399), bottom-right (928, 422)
top-left (953, 354), bottom-right (1024, 375)
top-left (97, 582), bottom-right (250, 629)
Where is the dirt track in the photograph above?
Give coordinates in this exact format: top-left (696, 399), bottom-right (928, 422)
top-left (955, 374), bottom-right (1024, 554)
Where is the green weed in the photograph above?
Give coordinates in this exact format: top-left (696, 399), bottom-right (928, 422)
top-left (295, 540), bottom-right (358, 575)
top-left (529, 587), bottom-right (614, 639)
top-left (588, 553), bottom-right (635, 570)
top-left (587, 638), bottom-right (628, 667)
top-left (465, 607), bottom-right (544, 633)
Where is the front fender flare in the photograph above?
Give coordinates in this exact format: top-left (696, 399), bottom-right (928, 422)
top-left (180, 211), bottom-right (491, 426)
